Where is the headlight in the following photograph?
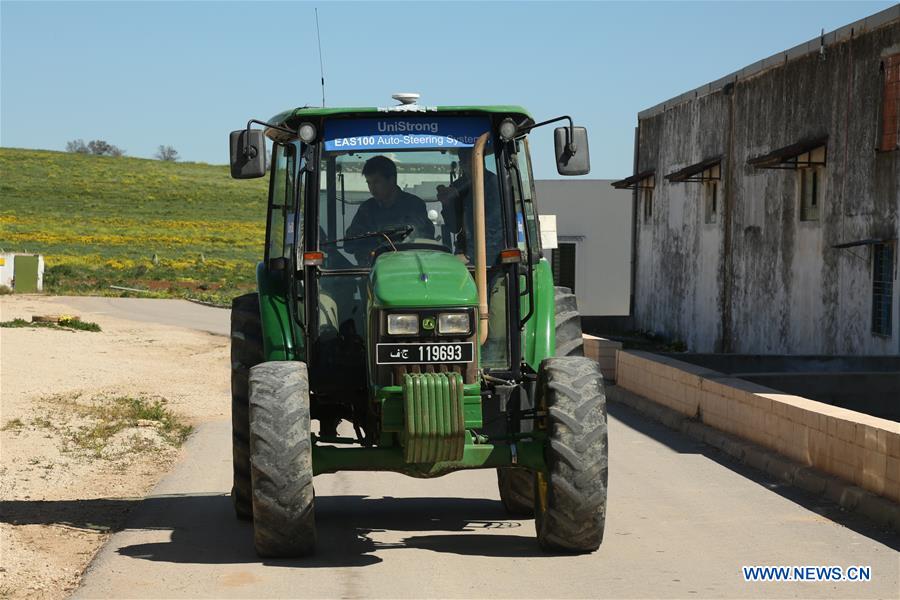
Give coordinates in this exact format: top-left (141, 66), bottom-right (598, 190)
top-left (387, 314), bottom-right (418, 335)
top-left (438, 312), bottom-right (470, 335)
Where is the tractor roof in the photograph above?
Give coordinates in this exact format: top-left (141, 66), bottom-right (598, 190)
top-left (266, 105), bottom-right (534, 139)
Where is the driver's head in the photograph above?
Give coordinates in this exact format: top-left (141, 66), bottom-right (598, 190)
top-left (363, 156), bottom-right (398, 203)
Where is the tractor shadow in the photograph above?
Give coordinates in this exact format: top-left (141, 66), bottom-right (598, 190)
top-left (0, 493), bottom-right (548, 568)
top-left (607, 400), bottom-right (900, 549)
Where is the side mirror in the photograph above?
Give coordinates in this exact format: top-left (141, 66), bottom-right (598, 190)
top-left (268, 257), bottom-right (288, 271)
top-left (229, 129), bottom-right (267, 179)
top-left (554, 126), bottom-right (590, 176)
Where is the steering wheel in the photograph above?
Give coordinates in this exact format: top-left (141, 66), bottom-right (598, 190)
top-left (378, 225), bottom-right (415, 243)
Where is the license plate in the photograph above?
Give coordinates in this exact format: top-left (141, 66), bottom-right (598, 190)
top-left (376, 342), bottom-right (474, 365)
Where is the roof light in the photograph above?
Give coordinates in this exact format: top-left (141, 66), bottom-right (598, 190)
top-left (298, 122), bottom-right (317, 143)
top-left (499, 118), bottom-right (517, 141)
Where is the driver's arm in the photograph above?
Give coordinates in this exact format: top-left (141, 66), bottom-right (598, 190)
top-left (343, 201), bottom-right (374, 257)
top-left (410, 195), bottom-right (436, 240)
top-left (345, 202), bottom-right (370, 239)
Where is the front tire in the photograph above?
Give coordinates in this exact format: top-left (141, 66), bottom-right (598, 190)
top-left (496, 286), bottom-right (585, 513)
top-left (534, 357), bottom-right (608, 553)
top-left (249, 361), bottom-right (316, 557)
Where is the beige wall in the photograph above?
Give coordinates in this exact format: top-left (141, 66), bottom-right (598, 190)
top-left (616, 350), bottom-right (900, 503)
top-left (583, 335), bottom-right (622, 382)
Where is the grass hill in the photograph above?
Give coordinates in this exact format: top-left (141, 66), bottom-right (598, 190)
top-left (0, 148), bottom-right (269, 304)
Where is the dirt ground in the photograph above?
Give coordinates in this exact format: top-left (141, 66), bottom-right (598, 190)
top-left (0, 295), bottom-right (229, 599)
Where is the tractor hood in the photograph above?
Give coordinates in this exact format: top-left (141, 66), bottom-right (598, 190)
top-left (369, 250), bottom-right (478, 308)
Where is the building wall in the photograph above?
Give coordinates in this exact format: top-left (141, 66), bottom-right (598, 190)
top-left (535, 180), bottom-right (632, 316)
top-left (633, 14), bottom-right (900, 355)
top-left (635, 93), bottom-right (730, 350)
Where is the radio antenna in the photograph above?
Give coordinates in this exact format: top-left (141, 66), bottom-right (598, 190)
top-left (315, 8), bottom-right (326, 107)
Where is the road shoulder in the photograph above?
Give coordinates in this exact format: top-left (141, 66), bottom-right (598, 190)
top-left (0, 295), bottom-right (229, 599)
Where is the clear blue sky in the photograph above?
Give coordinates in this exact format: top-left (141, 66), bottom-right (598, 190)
top-left (1, 1), bottom-right (895, 179)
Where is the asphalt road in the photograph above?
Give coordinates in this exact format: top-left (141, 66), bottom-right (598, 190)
top-left (59, 296), bottom-right (230, 337)
top-left (61, 298), bottom-right (898, 598)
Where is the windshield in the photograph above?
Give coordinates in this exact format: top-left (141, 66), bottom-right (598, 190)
top-left (317, 117), bottom-right (506, 269)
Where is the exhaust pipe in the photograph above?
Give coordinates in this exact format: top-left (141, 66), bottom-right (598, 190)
top-left (472, 132), bottom-right (490, 345)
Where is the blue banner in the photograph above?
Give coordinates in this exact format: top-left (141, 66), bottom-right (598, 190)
top-left (324, 117), bottom-right (491, 151)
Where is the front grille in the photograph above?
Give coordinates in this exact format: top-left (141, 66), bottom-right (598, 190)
top-left (392, 362), bottom-right (475, 384)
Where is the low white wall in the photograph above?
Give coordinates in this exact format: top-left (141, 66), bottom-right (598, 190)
top-left (616, 350), bottom-right (900, 504)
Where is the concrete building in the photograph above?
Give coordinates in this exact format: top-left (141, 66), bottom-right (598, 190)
top-left (536, 180), bottom-right (632, 325)
top-left (613, 6), bottom-right (900, 355)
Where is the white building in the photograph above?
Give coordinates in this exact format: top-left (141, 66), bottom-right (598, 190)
top-left (536, 180), bottom-right (633, 325)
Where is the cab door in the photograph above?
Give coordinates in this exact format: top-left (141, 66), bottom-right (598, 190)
top-left (263, 141), bottom-right (306, 359)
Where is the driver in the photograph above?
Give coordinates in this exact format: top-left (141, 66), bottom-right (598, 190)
top-left (436, 147), bottom-right (503, 263)
top-left (344, 155), bottom-right (435, 264)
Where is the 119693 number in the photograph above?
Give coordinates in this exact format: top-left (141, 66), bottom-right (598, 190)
top-left (420, 344), bottom-right (462, 362)
top-left (376, 342), bottom-right (473, 365)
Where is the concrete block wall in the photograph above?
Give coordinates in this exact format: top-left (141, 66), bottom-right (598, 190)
top-left (583, 335), bottom-right (622, 382)
top-left (616, 350), bottom-right (900, 504)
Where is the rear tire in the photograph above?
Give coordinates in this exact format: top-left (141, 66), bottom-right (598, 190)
top-left (555, 287), bottom-right (584, 357)
top-left (249, 361), bottom-right (316, 557)
top-left (534, 357), bottom-right (608, 553)
top-left (497, 468), bottom-right (535, 516)
top-left (230, 293), bottom-right (263, 520)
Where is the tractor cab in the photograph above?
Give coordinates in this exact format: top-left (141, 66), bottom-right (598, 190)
top-left (228, 96), bottom-right (606, 558)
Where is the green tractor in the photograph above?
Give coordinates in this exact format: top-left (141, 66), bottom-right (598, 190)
top-left (228, 95), bottom-right (608, 556)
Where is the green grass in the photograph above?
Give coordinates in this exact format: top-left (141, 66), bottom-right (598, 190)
top-left (0, 148), bottom-right (269, 304)
top-left (58, 315), bottom-right (102, 331)
top-left (1, 418), bottom-right (24, 431)
top-left (67, 396), bottom-right (193, 456)
top-left (0, 318), bottom-right (58, 329)
top-left (26, 394), bottom-right (194, 458)
top-left (0, 317), bottom-right (101, 331)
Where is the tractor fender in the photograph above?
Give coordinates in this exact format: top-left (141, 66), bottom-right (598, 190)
top-left (255, 261), bottom-right (302, 362)
top-left (521, 258), bottom-right (556, 370)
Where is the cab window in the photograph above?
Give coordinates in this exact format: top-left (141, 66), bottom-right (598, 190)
top-left (511, 137), bottom-right (541, 254)
top-left (267, 143), bottom-right (302, 261)
top-left (317, 148), bottom-right (504, 268)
